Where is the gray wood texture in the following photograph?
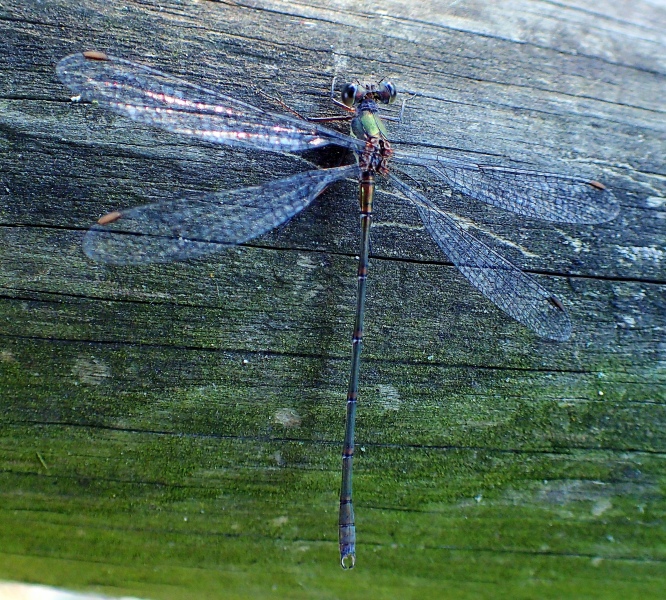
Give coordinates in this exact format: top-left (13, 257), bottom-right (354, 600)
top-left (0, 0), bottom-right (664, 598)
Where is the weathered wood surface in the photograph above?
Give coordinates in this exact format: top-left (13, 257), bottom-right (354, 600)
top-left (0, 0), bottom-right (664, 598)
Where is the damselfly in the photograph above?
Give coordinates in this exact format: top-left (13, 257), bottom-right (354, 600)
top-left (56, 51), bottom-right (619, 569)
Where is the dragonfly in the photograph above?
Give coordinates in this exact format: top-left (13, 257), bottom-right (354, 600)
top-left (56, 50), bottom-right (619, 569)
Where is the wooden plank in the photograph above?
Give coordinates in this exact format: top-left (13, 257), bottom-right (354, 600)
top-left (0, 0), bottom-right (664, 598)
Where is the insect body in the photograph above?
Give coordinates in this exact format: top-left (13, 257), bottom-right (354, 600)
top-left (57, 51), bottom-right (619, 569)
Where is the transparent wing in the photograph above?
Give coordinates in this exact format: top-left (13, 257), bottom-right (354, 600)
top-left (84, 165), bottom-right (357, 265)
top-left (57, 52), bottom-right (363, 154)
top-left (389, 174), bottom-right (572, 341)
top-left (393, 151), bottom-right (619, 224)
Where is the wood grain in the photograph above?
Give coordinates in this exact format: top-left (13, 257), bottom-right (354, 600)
top-left (0, 1), bottom-right (664, 598)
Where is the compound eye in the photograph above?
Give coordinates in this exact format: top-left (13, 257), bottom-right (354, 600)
top-left (341, 83), bottom-right (358, 107)
top-left (378, 81), bottom-right (397, 104)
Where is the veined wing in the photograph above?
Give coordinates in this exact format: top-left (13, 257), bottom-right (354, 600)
top-left (393, 150), bottom-right (619, 224)
top-left (56, 52), bottom-right (364, 154)
top-left (84, 165), bottom-right (357, 265)
top-left (389, 174), bottom-right (572, 341)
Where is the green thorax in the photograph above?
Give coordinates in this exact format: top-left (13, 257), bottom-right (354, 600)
top-left (351, 109), bottom-right (389, 141)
